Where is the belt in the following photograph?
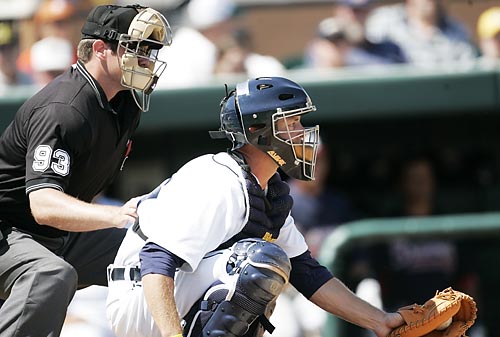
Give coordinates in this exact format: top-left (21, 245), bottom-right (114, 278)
top-left (107, 266), bottom-right (142, 282)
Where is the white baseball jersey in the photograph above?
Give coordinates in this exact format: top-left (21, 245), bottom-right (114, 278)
top-left (106, 152), bottom-right (308, 337)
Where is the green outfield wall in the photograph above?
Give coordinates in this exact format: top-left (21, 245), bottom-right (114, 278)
top-left (1, 65), bottom-right (500, 134)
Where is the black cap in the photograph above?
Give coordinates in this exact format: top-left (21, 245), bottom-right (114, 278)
top-left (81, 4), bottom-right (144, 41)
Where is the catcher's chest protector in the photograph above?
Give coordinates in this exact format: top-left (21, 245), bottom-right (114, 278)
top-left (216, 167), bottom-right (293, 251)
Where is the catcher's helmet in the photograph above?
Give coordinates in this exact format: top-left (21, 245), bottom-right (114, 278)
top-left (81, 4), bottom-right (172, 111)
top-left (210, 77), bottom-right (320, 181)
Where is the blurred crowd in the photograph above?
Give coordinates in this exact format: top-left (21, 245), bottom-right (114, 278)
top-left (1, 0), bottom-right (499, 336)
top-left (269, 144), bottom-right (496, 337)
top-left (0, 0), bottom-right (499, 94)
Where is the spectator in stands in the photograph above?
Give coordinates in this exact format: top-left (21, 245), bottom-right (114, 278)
top-left (476, 7), bottom-right (500, 67)
top-left (304, 0), bottom-right (406, 69)
top-left (369, 155), bottom-right (459, 310)
top-left (0, 21), bottom-right (31, 92)
top-left (214, 27), bottom-right (285, 79)
top-left (366, 0), bottom-right (478, 68)
top-left (17, 0), bottom-right (78, 83)
top-left (30, 36), bottom-right (75, 88)
top-left (389, 155), bottom-right (441, 216)
top-left (33, 0), bottom-right (79, 41)
top-left (304, 17), bottom-right (352, 68)
top-left (155, 0), bottom-right (238, 88)
top-left (157, 0), bottom-right (284, 88)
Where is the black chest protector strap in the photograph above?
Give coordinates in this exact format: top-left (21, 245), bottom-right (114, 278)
top-left (132, 219), bottom-right (148, 241)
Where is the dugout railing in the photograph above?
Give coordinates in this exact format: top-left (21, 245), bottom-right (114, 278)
top-left (318, 212), bottom-right (500, 337)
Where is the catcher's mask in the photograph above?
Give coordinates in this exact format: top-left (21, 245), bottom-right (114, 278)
top-left (210, 77), bottom-right (320, 181)
top-left (81, 5), bottom-right (172, 111)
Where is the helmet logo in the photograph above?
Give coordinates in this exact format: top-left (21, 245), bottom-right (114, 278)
top-left (267, 151), bottom-right (286, 166)
top-left (262, 232), bottom-right (277, 242)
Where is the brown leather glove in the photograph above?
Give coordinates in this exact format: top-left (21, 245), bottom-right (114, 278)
top-left (388, 287), bottom-right (477, 337)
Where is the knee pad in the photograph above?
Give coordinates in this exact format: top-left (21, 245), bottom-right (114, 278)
top-left (184, 239), bottom-right (291, 337)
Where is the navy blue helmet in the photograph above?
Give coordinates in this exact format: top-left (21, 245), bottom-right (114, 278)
top-left (210, 77), bottom-right (320, 181)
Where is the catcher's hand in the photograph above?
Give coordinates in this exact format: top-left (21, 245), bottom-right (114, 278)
top-left (388, 287), bottom-right (477, 337)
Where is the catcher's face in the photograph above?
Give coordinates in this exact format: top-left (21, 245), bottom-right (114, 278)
top-left (274, 113), bottom-right (319, 163)
top-left (274, 115), bottom-right (304, 143)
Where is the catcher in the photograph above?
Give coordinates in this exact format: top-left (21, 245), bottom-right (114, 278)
top-left (105, 77), bottom-right (403, 337)
top-left (105, 77), bottom-right (476, 337)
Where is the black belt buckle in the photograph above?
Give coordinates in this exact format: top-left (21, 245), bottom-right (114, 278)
top-left (130, 266), bottom-right (141, 281)
top-left (128, 266), bottom-right (141, 282)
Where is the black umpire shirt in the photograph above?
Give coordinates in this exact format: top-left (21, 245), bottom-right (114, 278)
top-left (0, 60), bottom-right (141, 237)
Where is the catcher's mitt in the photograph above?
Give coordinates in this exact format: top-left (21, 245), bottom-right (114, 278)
top-left (388, 287), bottom-right (477, 337)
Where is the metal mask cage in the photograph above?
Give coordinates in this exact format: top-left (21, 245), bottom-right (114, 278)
top-left (131, 7), bottom-right (173, 46)
top-left (118, 35), bottom-right (168, 84)
top-left (117, 35), bottom-right (169, 112)
top-left (272, 105), bottom-right (320, 180)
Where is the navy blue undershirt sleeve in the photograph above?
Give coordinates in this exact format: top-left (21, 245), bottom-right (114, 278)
top-left (139, 242), bottom-right (185, 278)
top-left (290, 250), bottom-right (333, 299)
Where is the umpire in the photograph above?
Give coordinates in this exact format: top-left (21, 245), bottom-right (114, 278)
top-left (0, 4), bottom-right (171, 336)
